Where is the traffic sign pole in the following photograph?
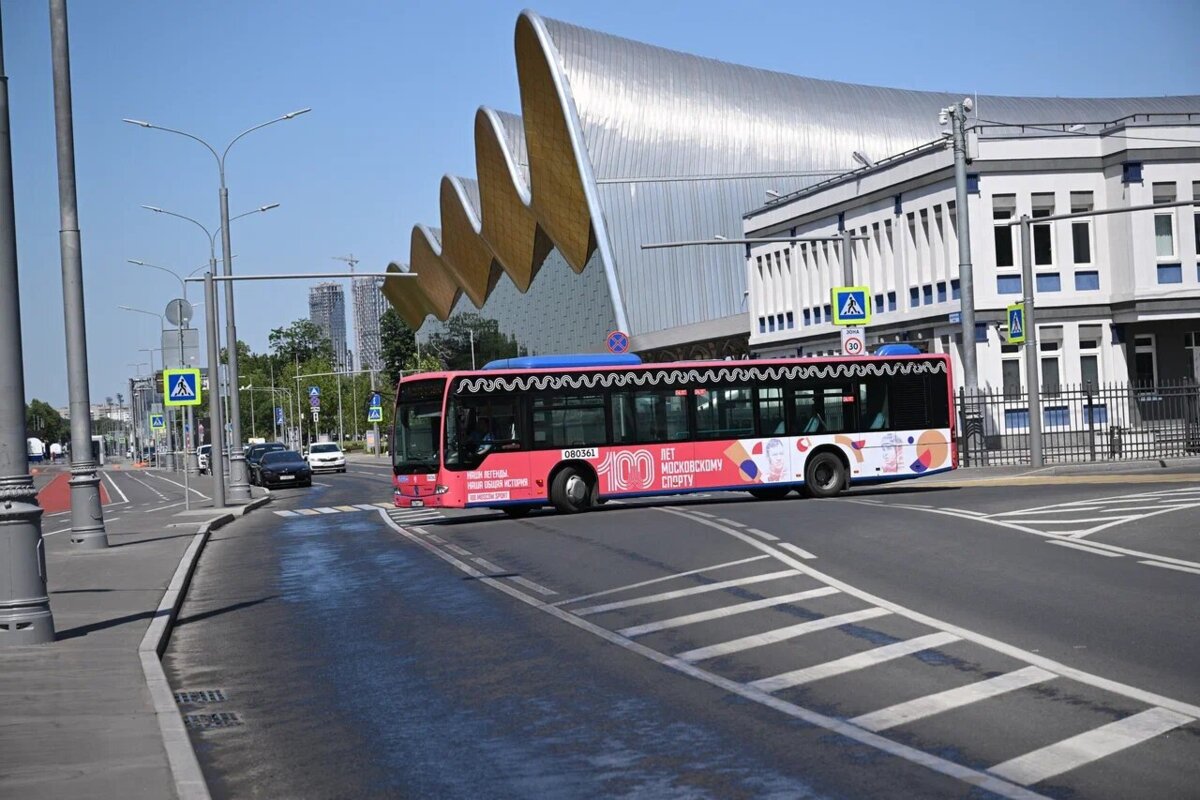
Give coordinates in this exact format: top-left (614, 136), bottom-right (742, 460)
top-left (204, 272), bottom-right (226, 508)
top-left (1019, 215), bottom-right (1042, 467)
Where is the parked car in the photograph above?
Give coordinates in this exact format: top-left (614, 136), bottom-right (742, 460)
top-left (246, 442), bottom-right (287, 485)
top-left (306, 442), bottom-right (347, 473)
top-left (196, 444), bottom-right (211, 474)
top-left (256, 450), bottom-right (312, 488)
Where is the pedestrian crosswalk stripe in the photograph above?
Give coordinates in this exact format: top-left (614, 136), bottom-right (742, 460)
top-left (334, 505), bottom-right (359, 512)
top-left (749, 632), bottom-right (961, 693)
top-left (573, 570), bottom-right (800, 616)
top-left (355, 503), bottom-right (381, 510)
top-left (314, 507), bottom-right (340, 514)
top-left (296, 508), bottom-right (320, 516)
top-left (677, 607), bottom-right (889, 662)
top-left (619, 587), bottom-right (839, 638)
top-left (273, 510), bottom-right (298, 517)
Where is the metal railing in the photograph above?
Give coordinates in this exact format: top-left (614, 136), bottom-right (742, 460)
top-left (957, 380), bottom-right (1200, 467)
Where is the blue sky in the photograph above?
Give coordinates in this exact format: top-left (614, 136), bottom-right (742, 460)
top-left (5, 0), bottom-right (1198, 405)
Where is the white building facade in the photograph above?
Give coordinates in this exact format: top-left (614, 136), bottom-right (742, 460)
top-left (308, 282), bottom-right (351, 372)
top-left (743, 115), bottom-right (1200, 395)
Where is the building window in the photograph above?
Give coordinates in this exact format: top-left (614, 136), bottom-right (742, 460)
top-left (936, 282), bottom-right (947, 303)
top-left (786, 311), bottom-right (794, 329)
top-left (1002, 360), bottom-right (1022, 397)
top-left (768, 317), bottom-right (775, 333)
top-left (1075, 271), bottom-right (1100, 291)
top-left (887, 291), bottom-right (897, 311)
top-left (1134, 335), bottom-right (1157, 387)
top-left (1070, 191), bottom-right (1093, 266)
top-left (1041, 357), bottom-right (1061, 396)
top-left (1186, 331), bottom-right (1200, 380)
top-left (923, 285), bottom-right (933, 305)
top-left (1036, 273), bottom-right (1061, 292)
top-left (1081, 354), bottom-right (1099, 388)
top-left (997, 275), bottom-right (1022, 294)
top-left (1155, 214), bottom-right (1176, 259)
top-left (1032, 193), bottom-right (1055, 266)
top-left (803, 309), bottom-right (811, 326)
top-left (875, 293), bottom-right (884, 313)
top-left (910, 287), bottom-right (920, 308)
top-left (1122, 162), bottom-right (1142, 184)
top-left (992, 194), bottom-right (1017, 268)
top-left (951, 279), bottom-right (960, 300)
top-left (1157, 264), bottom-right (1182, 284)
top-left (758, 317), bottom-right (766, 334)
top-left (823, 304), bottom-right (832, 320)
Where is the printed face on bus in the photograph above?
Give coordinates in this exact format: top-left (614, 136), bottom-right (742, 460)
top-left (766, 438), bottom-right (786, 481)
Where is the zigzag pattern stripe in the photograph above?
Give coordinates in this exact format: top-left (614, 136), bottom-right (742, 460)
top-left (454, 359), bottom-right (945, 395)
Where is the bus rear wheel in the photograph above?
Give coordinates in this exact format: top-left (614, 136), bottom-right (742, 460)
top-left (804, 452), bottom-right (846, 498)
top-left (551, 466), bottom-right (593, 514)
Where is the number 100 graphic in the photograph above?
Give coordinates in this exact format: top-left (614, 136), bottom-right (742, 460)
top-left (597, 450), bottom-right (656, 491)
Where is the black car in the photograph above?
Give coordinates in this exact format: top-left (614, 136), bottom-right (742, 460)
top-left (256, 450), bottom-right (312, 488)
top-left (246, 442), bottom-right (287, 485)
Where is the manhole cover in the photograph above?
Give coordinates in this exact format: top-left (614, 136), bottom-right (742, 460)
top-left (184, 712), bottom-right (242, 730)
top-left (174, 689), bottom-right (227, 705)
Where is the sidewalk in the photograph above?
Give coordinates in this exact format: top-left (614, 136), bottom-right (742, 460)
top-left (0, 472), bottom-right (268, 800)
top-left (921, 455), bottom-right (1200, 486)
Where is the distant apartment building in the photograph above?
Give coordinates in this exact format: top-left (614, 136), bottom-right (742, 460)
top-left (352, 276), bottom-right (387, 372)
top-left (308, 282), bottom-right (351, 372)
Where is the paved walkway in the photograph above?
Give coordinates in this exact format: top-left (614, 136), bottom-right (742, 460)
top-left (0, 468), bottom-right (267, 800)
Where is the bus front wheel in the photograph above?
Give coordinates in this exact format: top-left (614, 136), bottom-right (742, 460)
top-left (551, 466), bottom-right (593, 514)
top-left (804, 452), bottom-right (846, 498)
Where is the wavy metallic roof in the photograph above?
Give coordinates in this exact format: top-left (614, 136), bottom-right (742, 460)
top-left (384, 9), bottom-right (1199, 341)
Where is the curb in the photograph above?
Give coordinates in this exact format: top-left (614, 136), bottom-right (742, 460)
top-left (138, 492), bottom-right (272, 800)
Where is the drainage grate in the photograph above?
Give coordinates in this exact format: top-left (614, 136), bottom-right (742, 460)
top-left (174, 689), bottom-right (227, 705)
top-left (183, 712), bottom-right (242, 730)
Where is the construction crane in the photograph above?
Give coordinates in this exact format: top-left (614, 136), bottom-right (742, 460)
top-left (332, 255), bottom-right (363, 373)
top-left (331, 254), bottom-right (359, 273)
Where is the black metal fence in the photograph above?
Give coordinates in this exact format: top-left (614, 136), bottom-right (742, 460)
top-left (957, 380), bottom-right (1200, 466)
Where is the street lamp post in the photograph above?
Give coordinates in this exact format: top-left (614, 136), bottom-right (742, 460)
top-left (125, 108), bottom-right (307, 504)
top-left (942, 99), bottom-right (979, 391)
top-left (51, 0), bottom-right (107, 550)
top-left (0, 3), bottom-right (55, 644)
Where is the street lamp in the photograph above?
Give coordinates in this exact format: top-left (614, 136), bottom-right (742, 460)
top-left (940, 99), bottom-right (979, 392)
top-left (124, 108), bottom-right (308, 503)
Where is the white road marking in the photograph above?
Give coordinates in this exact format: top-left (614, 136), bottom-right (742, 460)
top-left (472, 557), bottom-right (504, 573)
top-left (659, 506), bottom-right (1200, 720)
top-left (295, 508), bottom-right (320, 516)
top-left (851, 666), bottom-right (1056, 732)
top-left (103, 472), bottom-right (130, 505)
top-left (718, 518), bottom-right (746, 528)
top-left (572, 570), bottom-right (802, 617)
top-left (409, 526), bottom-right (429, 535)
top-left (274, 510), bottom-right (299, 517)
top-left (989, 707), bottom-right (1193, 786)
top-left (426, 534), bottom-right (446, 544)
top-left (941, 507), bottom-right (985, 516)
top-left (510, 576), bottom-right (557, 596)
top-left (750, 631), bottom-right (961, 693)
top-left (677, 607), bottom-right (890, 662)
top-left (1138, 560), bottom-right (1200, 576)
top-left (377, 509), bottom-right (1048, 800)
top-left (314, 507), bottom-right (340, 514)
top-left (778, 542), bottom-right (817, 560)
top-left (124, 472), bottom-right (167, 500)
top-left (444, 543), bottom-right (472, 556)
top-left (689, 510), bottom-right (716, 518)
top-left (350, 470), bottom-right (388, 477)
top-left (355, 503), bottom-right (382, 511)
top-left (1046, 540), bottom-right (1123, 558)
top-left (618, 587), bottom-right (839, 638)
top-left (334, 505), bottom-right (360, 512)
top-left (374, 502), bottom-right (392, 508)
top-left (553, 555), bottom-right (771, 607)
top-left (43, 526), bottom-right (73, 537)
top-left (313, 481), bottom-right (333, 487)
top-left (746, 527), bottom-right (780, 541)
top-left (143, 470), bottom-right (209, 499)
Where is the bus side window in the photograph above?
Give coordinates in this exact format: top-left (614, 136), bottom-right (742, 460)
top-left (757, 387), bottom-right (785, 436)
top-left (858, 380), bottom-right (890, 431)
top-left (612, 393), bottom-right (636, 443)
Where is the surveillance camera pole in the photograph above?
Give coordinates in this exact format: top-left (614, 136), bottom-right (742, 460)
top-left (948, 100), bottom-right (979, 393)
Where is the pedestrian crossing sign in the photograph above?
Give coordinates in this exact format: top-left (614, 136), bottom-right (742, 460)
top-left (1007, 303), bottom-right (1027, 345)
top-left (150, 414), bottom-right (165, 430)
top-left (367, 406), bottom-right (383, 423)
top-left (831, 286), bottom-right (871, 325)
top-left (163, 368), bottom-right (202, 407)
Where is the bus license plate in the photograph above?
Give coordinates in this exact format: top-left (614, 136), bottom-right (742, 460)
top-left (410, 499), bottom-right (424, 507)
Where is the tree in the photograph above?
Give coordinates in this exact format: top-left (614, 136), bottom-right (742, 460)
top-left (269, 319), bottom-right (333, 366)
top-left (379, 308), bottom-right (418, 388)
top-left (425, 312), bottom-right (518, 371)
top-left (404, 352), bottom-right (443, 373)
top-left (26, 399), bottom-right (67, 444)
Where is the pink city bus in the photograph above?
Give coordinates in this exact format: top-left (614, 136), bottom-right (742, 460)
top-left (392, 350), bottom-right (956, 517)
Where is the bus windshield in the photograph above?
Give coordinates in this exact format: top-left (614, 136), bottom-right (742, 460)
top-left (394, 379), bottom-right (445, 474)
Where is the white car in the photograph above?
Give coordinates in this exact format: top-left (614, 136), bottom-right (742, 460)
top-left (196, 444), bottom-right (211, 474)
top-left (306, 442), bottom-right (346, 473)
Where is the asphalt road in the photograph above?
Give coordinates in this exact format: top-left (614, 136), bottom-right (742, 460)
top-left (164, 462), bottom-right (1200, 799)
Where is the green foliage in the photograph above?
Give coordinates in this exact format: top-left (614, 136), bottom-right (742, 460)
top-left (424, 312), bottom-right (518, 371)
top-left (268, 319), bottom-right (334, 365)
top-left (379, 308), bottom-right (417, 388)
top-left (25, 399), bottom-right (67, 443)
top-left (404, 352), bottom-right (443, 374)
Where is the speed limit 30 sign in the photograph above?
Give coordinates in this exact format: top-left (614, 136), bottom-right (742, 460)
top-left (840, 326), bottom-right (866, 356)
